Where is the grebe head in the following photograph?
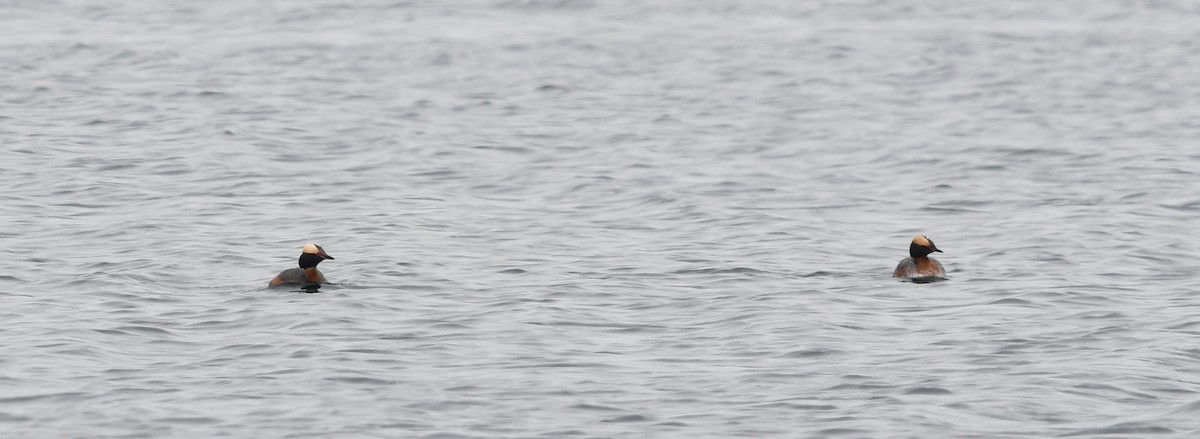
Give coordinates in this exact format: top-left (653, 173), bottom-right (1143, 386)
top-left (299, 243), bottom-right (334, 268)
top-left (909, 235), bottom-right (942, 258)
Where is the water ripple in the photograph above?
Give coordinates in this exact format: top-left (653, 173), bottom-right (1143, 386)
top-left (3, 1), bottom-right (1200, 438)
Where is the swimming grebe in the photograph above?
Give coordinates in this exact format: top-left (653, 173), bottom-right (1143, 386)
top-left (893, 235), bottom-right (946, 279)
top-left (268, 243), bottom-right (334, 287)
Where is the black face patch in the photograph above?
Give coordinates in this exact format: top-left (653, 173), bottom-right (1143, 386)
top-left (909, 242), bottom-right (935, 258)
top-left (299, 252), bottom-right (325, 269)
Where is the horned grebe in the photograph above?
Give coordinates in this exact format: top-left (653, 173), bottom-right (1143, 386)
top-left (269, 243), bottom-right (334, 287)
top-left (892, 235), bottom-right (945, 280)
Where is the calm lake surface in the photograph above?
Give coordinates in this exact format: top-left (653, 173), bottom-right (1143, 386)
top-left (3, 1), bottom-right (1200, 437)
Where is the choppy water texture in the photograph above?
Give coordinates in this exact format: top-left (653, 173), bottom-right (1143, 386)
top-left (3, 1), bottom-right (1200, 437)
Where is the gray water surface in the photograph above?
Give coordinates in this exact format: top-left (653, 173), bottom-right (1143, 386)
top-left (3, 1), bottom-right (1200, 438)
